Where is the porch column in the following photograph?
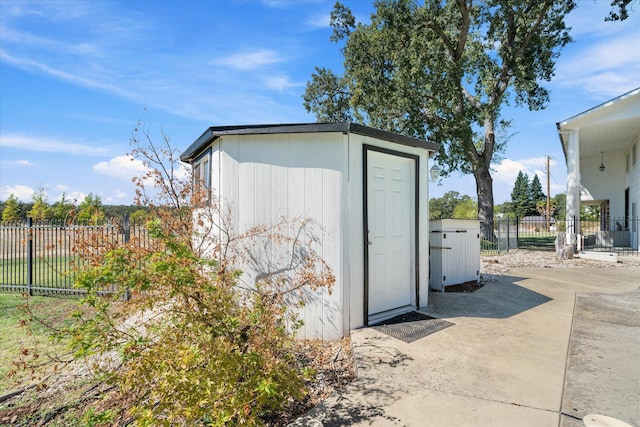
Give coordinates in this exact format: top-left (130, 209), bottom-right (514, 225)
top-left (565, 129), bottom-right (581, 251)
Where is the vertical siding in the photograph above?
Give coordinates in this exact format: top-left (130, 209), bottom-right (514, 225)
top-left (210, 131), bottom-right (432, 338)
top-left (216, 133), bottom-right (346, 340)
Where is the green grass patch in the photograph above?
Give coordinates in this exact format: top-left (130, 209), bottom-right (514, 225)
top-left (0, 293), bottom-right (81, 394)
top-left (0, 256), bottom-right (79, 289)
top-left (518, 235), bottom-right (556, 247)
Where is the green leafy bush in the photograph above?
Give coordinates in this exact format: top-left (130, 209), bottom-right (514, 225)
top-left (60, 124), bottom-right (334, 425)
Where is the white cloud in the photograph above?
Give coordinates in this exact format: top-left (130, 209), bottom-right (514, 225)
top-left (493, 156), bottom-right (560, 185)
top-left (66, 191), bottom-right (87, 204)
top-left (13, 159), bottom-right (35, 166)
top-left (490, 156), bottom-right (566, 202)
top-left (0, 49), bottom-right (135, 101)
top-left (213, 49), bottom-right (285, 70)
top-left (93, 155), bottom-right (149, 180)
top-left (53, 184), bottom-right (71, 192)
top-left (1, 184), bottom-right (35, 202)
top-left (1, 133), bottom-right (110, 156)
top-left (305, 12), bottom-right (330, 28)
top-left (104, 189), bottom-right (127, 203)
top-left (550, 0), bottom-right (640, 97)
top-left (263, 74), bottom-right (303, 91)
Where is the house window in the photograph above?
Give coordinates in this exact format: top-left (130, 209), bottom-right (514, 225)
top-left (193, 150), bottom-right (211, 203)
top-left (626, 151), bottom-right (631, 173)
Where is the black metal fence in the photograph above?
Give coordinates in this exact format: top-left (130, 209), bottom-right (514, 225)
top-left (576, 217), bottom-right (639, 256)
top-left (480, 216), bottom-right (639, 256)
top-left (0, 216), bottom-right (149, 296)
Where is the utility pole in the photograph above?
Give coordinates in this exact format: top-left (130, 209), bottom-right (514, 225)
top-left (546, 155), bottom-right (551, 231)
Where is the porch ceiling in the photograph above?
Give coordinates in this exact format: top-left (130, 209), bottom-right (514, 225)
top-left (558, 88), bottom-right (640, 161)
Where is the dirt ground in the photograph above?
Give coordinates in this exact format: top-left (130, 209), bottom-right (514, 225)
top-left (481, 249), bottom-right (640, 281)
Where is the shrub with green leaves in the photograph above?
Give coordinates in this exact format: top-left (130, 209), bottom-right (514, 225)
top-left (60, 124), bottom-right (334, 425)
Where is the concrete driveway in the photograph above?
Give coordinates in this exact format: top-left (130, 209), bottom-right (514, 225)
top-left (293, 267), bottom-right (640, 426)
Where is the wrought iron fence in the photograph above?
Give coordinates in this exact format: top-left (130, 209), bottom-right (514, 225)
top-left (480, 216), bottom-right (639, 256)
top-left (0, 215), bottom-right (149, 296)
top-left (573, 216), bottom-right (639, 256)
top-left (480, 217), bottom-right (518, 255)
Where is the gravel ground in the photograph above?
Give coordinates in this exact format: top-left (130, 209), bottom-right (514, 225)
top-left (481, 249), bottom-right (640, 283)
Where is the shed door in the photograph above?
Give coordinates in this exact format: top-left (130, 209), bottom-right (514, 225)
top-left (366, 150), bottom-right (415, 317)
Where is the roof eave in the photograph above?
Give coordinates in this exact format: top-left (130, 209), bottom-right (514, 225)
top-left (180, 122), bottom-right (439, 163)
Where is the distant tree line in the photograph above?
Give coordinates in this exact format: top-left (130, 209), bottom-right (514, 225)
top-left (430, 165), bottom-right (606, 223)
top-left (1, 190), bottom-right (149, 224)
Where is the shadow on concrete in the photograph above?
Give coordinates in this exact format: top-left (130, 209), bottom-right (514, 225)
top-left (424, 275), bottom-right (552, 319)
top-left (290, 335), bottom-right (410, 426)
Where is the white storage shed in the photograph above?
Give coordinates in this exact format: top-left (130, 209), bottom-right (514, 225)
top-left (181, 123), bottom-right (439, 340)
top-left (429, 219), bottom-right (481, 291)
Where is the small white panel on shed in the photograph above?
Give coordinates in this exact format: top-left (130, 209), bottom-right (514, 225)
top-left (429, 219), bottom-right (480, 291)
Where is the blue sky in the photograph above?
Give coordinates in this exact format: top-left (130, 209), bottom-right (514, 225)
top-left (1, 0), bottom-right (639, 207)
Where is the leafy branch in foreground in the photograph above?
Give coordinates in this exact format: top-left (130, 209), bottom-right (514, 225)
top-left (57, 124), bottom-right (335, 425)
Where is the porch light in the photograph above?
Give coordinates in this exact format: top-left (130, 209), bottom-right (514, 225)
top-left (599, 151), bottom-right (605, 172)
top-left (429, 164), bottom-right (441, 182)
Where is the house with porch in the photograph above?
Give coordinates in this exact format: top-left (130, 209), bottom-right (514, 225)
top-left (557, 87), bottom-right (640, 253)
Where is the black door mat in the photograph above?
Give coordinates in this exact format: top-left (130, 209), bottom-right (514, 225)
top-left (371, 311), bottom-right (454, 343)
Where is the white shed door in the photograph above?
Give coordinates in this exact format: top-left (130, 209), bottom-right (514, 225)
top-left (367, 150), bottom-right (414, 316)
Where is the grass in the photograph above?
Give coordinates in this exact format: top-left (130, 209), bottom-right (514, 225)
top-left (0, 256), bottom-right (79, 290)
top-left (0, 293), bottom-right (81, 395)
top-left (518, 235), bottom-right (556, 247)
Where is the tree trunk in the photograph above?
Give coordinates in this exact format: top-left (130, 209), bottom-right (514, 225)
top-left (475, 165), bottom-right (495, 241)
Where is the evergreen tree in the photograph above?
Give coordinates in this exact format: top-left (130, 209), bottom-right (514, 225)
top-left (2, 194), bottom-right (22, 222)
top-left (77, 193), bottom-right (105, 224)
top-left (28, 187), bottom-right (51, 220)
top-left (511, 171), bottom-right (533, 218)
top-left (529, 174), bottom-right (546, 208)
top-left (52, 192), bottom-right (76, 222)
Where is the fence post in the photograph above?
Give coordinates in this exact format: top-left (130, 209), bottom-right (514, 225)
top-left (506, 217), bottom-right (510, 253)
top-left (122, 214), bottom-right (131, 301)
top-left (27, 217), bottom-right (33, 296)
top-left (123, 213), bottom-right (130, 244)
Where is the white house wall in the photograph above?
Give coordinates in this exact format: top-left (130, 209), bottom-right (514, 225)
top-left (213, 132), bottom-right (348, 341)
top-left (346, 133), bottom-right (430, 330)
top-left (626, 133), bottom-right (640, 249)
top-left (580, 151), bottom-right (627, 219)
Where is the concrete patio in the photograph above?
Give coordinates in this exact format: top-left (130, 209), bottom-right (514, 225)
top-left (292, 267), bottom-right (640, 426)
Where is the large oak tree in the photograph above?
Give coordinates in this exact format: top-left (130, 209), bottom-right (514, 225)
top-left (304, 0), bottom-right (575, 238)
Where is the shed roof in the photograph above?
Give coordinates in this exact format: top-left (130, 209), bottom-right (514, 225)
top-left (181, 122), bottom-right (439, 162)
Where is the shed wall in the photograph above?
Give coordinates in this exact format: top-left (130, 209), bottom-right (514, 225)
top-left (346, 134), bottom-right (431, 329)
top-left (206, 131), bottom-right (432, 338)
top-left (212, 132), bottom-right (348, 341)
